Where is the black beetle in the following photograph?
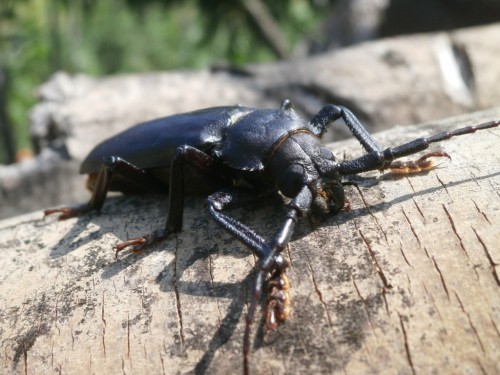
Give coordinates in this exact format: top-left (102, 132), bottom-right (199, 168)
top-left (45, 100), bottom-right (500, 374)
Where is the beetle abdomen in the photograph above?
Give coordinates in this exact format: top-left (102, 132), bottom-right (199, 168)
top-left (80, 107), bottom-right (253, 174)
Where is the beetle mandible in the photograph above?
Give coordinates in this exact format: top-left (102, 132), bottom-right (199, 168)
top-left (44, 100), bottom-right (500, 374)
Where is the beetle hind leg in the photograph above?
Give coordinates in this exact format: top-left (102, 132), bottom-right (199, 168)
top-left (44, 203), bottom-right (94, 220)
top-left (44, 156), bottom-right (164, 220)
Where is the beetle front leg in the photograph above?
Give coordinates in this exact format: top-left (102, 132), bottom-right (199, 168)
top-left (206, 185), bottom-right (313, 375)
top-left (309, 104), bottom-right (383, 153)
top-left (209, 192), bottom-right (299, 375)
top-left (338, 119), bottom-right (500, 175)
top-left (387, 151), bottom-right (451, 174)
top-left (115, 145), bottom-right (225, 256)
top-left (212, 186), bottom-right (311, 375)
top-left (207, 188), bottom-right (275, 259)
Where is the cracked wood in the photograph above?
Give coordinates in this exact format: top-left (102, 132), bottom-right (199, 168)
top-left (0, 109), bottom-right (499, 374)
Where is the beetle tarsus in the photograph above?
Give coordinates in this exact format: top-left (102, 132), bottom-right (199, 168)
top-left (343, 199), bottom-right (352, 212)
top-left (43, 204), bottom-right (93, 220)
top-left (114, 228), bottom-right (171, 258)
top-left (386, 151), bottom-right (451, 174)
top-left (265, 269), bottom-right (291, 331)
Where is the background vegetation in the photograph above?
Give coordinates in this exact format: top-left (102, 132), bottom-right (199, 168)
top-left (0, 0), bottom-right (335, 164)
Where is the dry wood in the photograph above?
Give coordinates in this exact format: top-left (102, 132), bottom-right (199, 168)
top-left (0, 109), bottom-right (499, 374)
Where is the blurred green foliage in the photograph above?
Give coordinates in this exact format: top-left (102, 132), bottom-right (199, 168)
top-left (0, 0), bottom-right (334, 163)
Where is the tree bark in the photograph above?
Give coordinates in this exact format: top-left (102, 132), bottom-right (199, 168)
top-left (0, 109), bottom-right (499, 374)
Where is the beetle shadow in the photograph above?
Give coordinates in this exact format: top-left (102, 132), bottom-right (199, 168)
top-left (99, 230), bottom-right (257, 374)
top-left (45, 191), bottom-right (284, 259)
top-left (150, 244), bottom-right (285, 375)
top-left (45, 216), bottom-right (105, 259)
top-left (92, 194), bottom-right (285, 373)
top-left (45, 194), bottom-right (172, 259)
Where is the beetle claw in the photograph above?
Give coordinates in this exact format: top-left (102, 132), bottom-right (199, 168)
top-left (386, 151), bottom-right (451, 175)
top-left (265, 270), bottom-right (291, 331)
top-left (114, 228), bottom-right (171, 258)
top-left (114, 238), bottom-right (147, 258)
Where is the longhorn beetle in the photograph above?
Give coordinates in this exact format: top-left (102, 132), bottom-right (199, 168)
top-left (45, 100), bottom-right (500, 374)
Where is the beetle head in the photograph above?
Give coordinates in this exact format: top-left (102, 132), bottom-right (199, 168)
top-left (269, 131), bottom-right (345, 217)
top-left (310, 177), bottom-right (345, 218)
top-left (275, 155), bottom-right (345, 218)
top-left (307, 145), bottom-right (346, 217)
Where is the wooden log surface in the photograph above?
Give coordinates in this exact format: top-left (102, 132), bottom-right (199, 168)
top-left (0, 109), bottom-right (499, 374)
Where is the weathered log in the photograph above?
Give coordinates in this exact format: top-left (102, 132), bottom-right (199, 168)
top-left (0, 108), bottom-right (498, 374)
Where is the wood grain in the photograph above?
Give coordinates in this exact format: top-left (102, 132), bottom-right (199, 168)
top-left (0, 109), bottom-right (499, 374)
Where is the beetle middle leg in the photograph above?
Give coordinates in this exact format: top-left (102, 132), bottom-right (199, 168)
top-left (114, 145), bottom-right (231, 256)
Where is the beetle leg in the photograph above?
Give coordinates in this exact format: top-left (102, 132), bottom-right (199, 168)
top-left (265, 269), bottom-right (290, 331)
top-left (114, 145), bottom-right (228, 256)
top-left (387, 151), bottom-right (451, 174)
top-left (207, 188), bottom-right (275, 259)
top-left (309, 104), bottom-right (383, 153)
top-left (338, 119), bottom-right (500, 175)
top-left (206, 185), bottom-right (312, 374)
top-left (242, 214), bottom-right (296, 375)
top-left (44, 156), bottom-right (165, 220)
top-left (241, 186), bottom-right (312, 375)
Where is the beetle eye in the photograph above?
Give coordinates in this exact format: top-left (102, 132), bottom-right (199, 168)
top-left (319, 147), bottom-right (333, 160)
top-left (278, 164), bottom-right (304, 198)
